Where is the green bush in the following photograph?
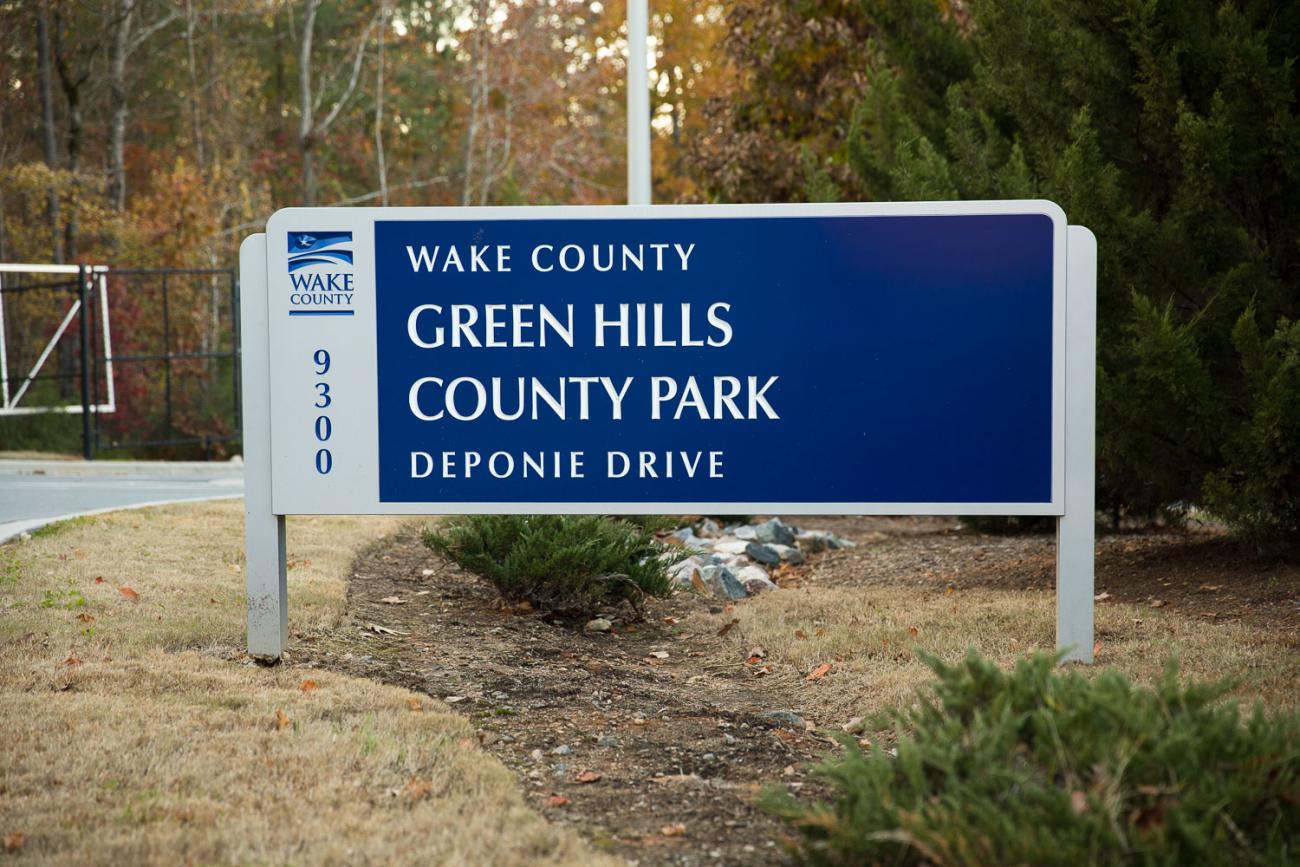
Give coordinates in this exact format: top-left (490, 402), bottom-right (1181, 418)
top-left (423, 514), bottom-right (680, 617)
top-left (766, 651), bottom-right (1300, 866)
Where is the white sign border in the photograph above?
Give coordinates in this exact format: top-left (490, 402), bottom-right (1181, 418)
top-left (262, 200), bottom-right (1067, 517)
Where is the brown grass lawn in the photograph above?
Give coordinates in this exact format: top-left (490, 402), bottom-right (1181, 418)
top-left (703, 580), bottom-right (1300, 732)
top-left (0, 501), bottom-right (616, 866)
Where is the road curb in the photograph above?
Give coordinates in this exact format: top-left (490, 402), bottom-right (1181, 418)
top-left (0, 494), bottom-right (244, 545)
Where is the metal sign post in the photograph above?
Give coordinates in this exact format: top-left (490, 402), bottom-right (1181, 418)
top-left (240, 201), bottom-right (1096, 663)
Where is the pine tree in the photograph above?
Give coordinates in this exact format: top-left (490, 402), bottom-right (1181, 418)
top-left (841, 0), bottom-right (1300, 543)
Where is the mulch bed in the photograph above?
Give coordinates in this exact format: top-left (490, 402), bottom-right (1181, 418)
top-left (294, 517), bottom-right (1298, 866)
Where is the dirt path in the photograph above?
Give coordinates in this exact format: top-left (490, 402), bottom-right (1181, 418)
top-left (295, 528), bottom-right (830, 866)
top-left (295, 517), bottom-right (1298, 866)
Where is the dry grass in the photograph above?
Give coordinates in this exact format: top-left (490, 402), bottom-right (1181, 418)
top-left (704, 583), bottom-right (1300, 730)
top-left (0, 500), bottom-right (615, 866)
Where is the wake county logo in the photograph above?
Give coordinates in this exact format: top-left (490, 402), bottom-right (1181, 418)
top-left (287, 231), bottom-right (355, 316)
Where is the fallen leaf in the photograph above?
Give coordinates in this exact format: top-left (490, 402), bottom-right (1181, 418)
top-left (208, 598), bottom-right (218, 604)
top-left (945, 585), bottom-right (956, 595)
top-left (660, 823), bottom-right (687, 837)
top-left (2, 833), bottom-right (22, 853)
top-left (118, 586), bottom-right (139, 601)
top-left (402, 778), bottom-right (434, 801)
top-left (380, 596), bottom-right (406, 605)
top-left (63, 654), bottom-right (81, 667)
top-left (75, 612), bottom-right (95, 623)
top-left (544, 795), bottom-right (569, 807)
top-left (1151, 599), bottom-right (1167, 608)
top-left (815, 627), bottom-right (827, 637)
top-left (794, 629), bottom-right (807, 640)
top-left (806, 663), bottom-right (832, 682)
top-left (406, 698), bottom-right (423, 712)
top-left (1071, 791), bottom-right (1089, 815)
top-left (907, 626), bottom-right (919, 638)
top-left (1094, 592), bottom-right (1113, 602)
top-left (93, 576), bottom-right (105, 584)
top-left (1093, 642), bottom-right (1103, 658)
top-left (716, 618), bottom-right (740, 637)
top-left (689, 570), bottom-right (708, 594)
top-left (299, 680), bottom-right (319, 692)
top-left (662, 616), bottom-right (679, 625)
top-left (575, 769), bottom-right (602, 783)
top-left (274, 708), bottom-right (291, 731)
top-left (648, 650), bottom-right (669, 660)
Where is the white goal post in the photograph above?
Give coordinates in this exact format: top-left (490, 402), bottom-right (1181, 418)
top-left (0, 263), bottom-right (116, 416)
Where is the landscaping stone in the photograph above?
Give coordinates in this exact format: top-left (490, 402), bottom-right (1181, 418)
top-left (712, 539), bottom-right (752, 555)
top-left (584, 617), bottom-right (612, 633)
top-left (731, 525), bottom-right (758, 540)
top-left (754, 518), bottom-right (797, 546)
top-left (769, 543), bottom-right (805, 564)
top-left (700, 565), bottom-right (747, 600)
top-left (744, 542), bottom-right (781, 565)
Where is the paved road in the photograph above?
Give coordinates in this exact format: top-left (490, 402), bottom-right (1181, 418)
top-left (0, 460), bottom-right (244, 541)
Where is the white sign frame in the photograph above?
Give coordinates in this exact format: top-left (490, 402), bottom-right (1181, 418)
top-left (239, 202), bottom-right (1096, 663)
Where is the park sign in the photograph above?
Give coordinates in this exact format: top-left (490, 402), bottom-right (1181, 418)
top-left (241, 202), bottom-right (1096, 661)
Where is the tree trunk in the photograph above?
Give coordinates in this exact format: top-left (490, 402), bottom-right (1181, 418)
top-left (107, 0), bottom-right (136, 212)
top-left (184, 0), bottom-right (206, 165)
top-left (53, 10), bottom-right (83, 261)
top-left (36, 0), bottom-right (63, 263)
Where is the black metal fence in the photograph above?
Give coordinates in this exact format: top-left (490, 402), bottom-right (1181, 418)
top-left (0, 266), bottom-right (241, 459)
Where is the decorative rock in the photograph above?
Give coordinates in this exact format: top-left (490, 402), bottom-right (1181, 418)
top-left (737, 565), bottom-right (777, 595)
top-left (671, 527), bottom-right (710, 551)
top-left (700, 565), bottom-right (747, 600)
top-left (697, 518), bottom-right (722, 538)
top-left (552, 744), bottom-right (572, 756)
top-left (584, 617), bottom-right (612, 633)
top-left (795, 531), bottom-right (829, 554)
top-left (731, 525), bottom-right (758, 540)
top-left (769, 544), bottom-right (805, 565)
top-left (744, 542), bottom-right (781, 565)
top-left (712, 539), bottom-right (751, 555)
top-left (754, 518), bottom-right (797, 546)
top-left (597, 734), bottom-right (620, 748)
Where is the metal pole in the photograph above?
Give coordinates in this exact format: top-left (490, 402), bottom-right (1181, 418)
top-left (1056, 226), bottom-right (1097, 662)
top-left (626, 0), bottom-right (651, 205)
top-left (77, 264), bottom-right (93, 460)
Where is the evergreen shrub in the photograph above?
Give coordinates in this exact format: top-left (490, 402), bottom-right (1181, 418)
top-left (424, 514), bottom-right (680, 617)
top-left (766, 651), bottom-right (1300, 866)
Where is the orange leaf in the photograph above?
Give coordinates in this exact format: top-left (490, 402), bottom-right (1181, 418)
top-left (118, 586), bottom-right (139, 601)
top-left (907, 626), bottom-right (919, 638)
top-left (75, 612), bottom-right (95, 623)
top-left (93, 576), bottom-right (105, 584)
top-left (660, 823), bottom-right (687, 837)
top-left (402, 778), bottom-right (434, 801)
top-left (575, 769), bottom-right (602, 783)
top-left (544, 795), bottom-right (569, 807)
top-left (274, 708), bottom-right (291, 730)
top-left (794, 629), bottom-right (807, 640)
top-left (1093, 642), bottom-right (1103, 658)
top-left (814, 627), bottom-right (827, 637)
top-left (406, 698), bottom-right (423, 712)
top-left (2, 833), bottom-right (22, 853)
top-left (299, 680), bottom-right (319, 692)
top-left (716, 618), bottom-right (740, 638)
top-left (63, 654), bottom-right (81, 667)
top-left (662, 616), bottom-right (679, 625)
top-left (806, 663), bottom-right (832, 682)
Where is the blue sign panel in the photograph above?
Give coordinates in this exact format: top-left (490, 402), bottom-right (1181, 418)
top-left (369, 212), bottom-right (1057, 506)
